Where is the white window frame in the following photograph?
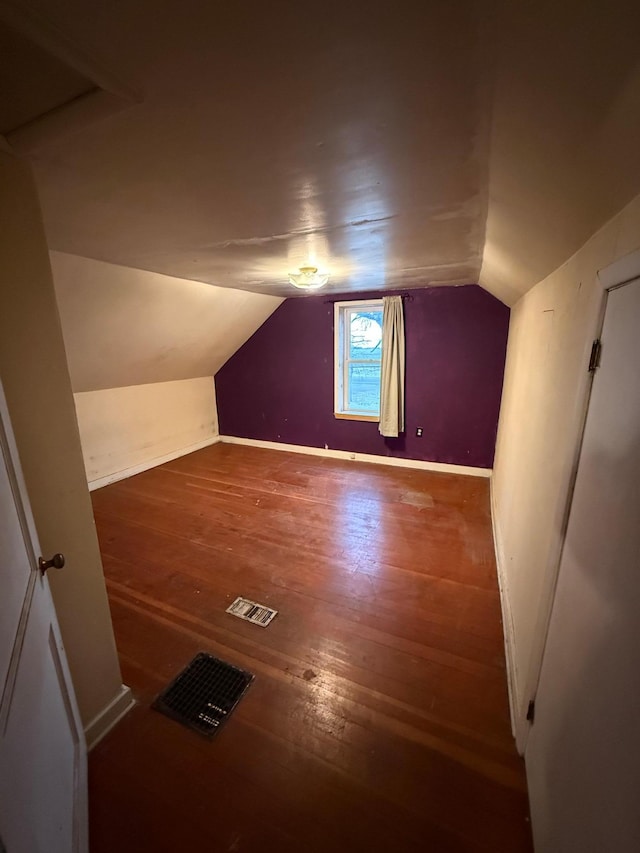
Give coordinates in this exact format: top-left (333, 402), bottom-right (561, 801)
top-left (334, 299), bottom-right (383, 421)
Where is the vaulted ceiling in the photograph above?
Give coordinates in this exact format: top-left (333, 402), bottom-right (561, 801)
top-left (2, 0), bottom-right (640, 305)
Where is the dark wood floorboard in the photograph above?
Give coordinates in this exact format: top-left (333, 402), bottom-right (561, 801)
top-left (89, 444), bottom-right (532, 852)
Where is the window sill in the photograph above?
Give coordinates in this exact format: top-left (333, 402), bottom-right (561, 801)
top-left (334, 412), bottom-right (380, 423)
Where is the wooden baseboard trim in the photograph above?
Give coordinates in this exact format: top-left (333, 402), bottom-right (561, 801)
top-left (87, 435), bottom-right (221, 491)
top-left (84, 684), bottom-right (135, 751)
top-left (218, 435), bottom-right (492, 478)
top-left (490, 477), bottom-right (523, 751)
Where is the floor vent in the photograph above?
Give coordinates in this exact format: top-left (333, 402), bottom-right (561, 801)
top-left (152, 652), bottom-right (253, 737)
top-left (226, 596), bottom-right (278, 627)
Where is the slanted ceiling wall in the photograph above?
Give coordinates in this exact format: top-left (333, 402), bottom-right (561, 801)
top-left (480, 1), bottom-right (640, 305)
top-left (50, 252), bottom-right (282, 485)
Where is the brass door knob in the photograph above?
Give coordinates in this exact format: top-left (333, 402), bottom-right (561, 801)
top-left (39, 553), bottom-right (65, 575)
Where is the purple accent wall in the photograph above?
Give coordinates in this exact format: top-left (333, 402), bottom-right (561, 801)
top-left (215, 285), bottom-right (509, 468)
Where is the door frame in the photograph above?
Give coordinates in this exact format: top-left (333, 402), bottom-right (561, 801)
top-left (0, 378), bottom-right (88, 852)
top-left (515, 247), bottom-right (640, 752)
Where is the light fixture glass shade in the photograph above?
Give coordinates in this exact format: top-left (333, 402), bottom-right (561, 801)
top-left (288, 265), bottom-right (329, 290)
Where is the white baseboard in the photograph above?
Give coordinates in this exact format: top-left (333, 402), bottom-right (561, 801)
top-left (490, 477), bottom-right (523, 750)
top-left (218, 435), bottom-right (492, 478)
top-left (88, 434), bottom-right (221, 491)
top-left (84, 684), bottom-right (135, 751)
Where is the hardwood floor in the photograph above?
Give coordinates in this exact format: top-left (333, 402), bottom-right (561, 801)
top-left (89, 444), bottom-right (532, 852)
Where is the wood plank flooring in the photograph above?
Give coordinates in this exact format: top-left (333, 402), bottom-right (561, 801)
top-left (89, 444), bottom-right (532, 852)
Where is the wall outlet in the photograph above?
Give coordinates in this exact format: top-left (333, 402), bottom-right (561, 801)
top-left (416, 427), bottom-right (423, 437)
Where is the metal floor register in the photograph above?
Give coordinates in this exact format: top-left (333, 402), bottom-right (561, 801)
top-left (152, 652), bottom-right (254, 737)
top-left (226, 596), bottom-right (278, 627)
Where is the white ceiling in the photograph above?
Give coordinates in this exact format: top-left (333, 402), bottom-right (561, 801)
top-left (3, 0), bottom-right (640, 304)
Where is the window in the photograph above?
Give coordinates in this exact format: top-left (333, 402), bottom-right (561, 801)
top-left (334, 299), bottom-right (383, 420)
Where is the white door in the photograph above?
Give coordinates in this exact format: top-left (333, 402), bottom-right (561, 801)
top-left (526, 277), bottom-right (640, 851)
top-left (0, 380), bottom-right (87, 853)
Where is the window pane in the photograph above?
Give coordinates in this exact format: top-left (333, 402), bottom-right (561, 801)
top-left (349, 310), bottom-right (383, 360)
top-left (348, 362), bottom-right (381, 412)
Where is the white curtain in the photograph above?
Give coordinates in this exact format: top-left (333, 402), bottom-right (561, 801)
top-left (378, 295), bottom-right (405, 437)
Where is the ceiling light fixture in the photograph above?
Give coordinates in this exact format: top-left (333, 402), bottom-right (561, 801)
top-left (288, 264), bottom-right (329, 290)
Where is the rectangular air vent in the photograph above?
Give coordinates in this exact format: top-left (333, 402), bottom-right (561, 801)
top-left (226, 596), bottom-right (278, 627)
top-left (152, 652), bottom-right (253, 737)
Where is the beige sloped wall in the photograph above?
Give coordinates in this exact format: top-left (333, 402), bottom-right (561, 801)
top-left (50, 252), bottom-right (282, 486)
top-left (74, 377), bottom-right (218, 485)
top-left (0, 150), bottom-right (124, 726)
top-left (492, 191), bottom-right (640, 744)
top-left (50, 252), bottom-right (283, 393)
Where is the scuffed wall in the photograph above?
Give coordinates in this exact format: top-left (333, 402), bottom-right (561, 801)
top-left (75, 377), bottom-right (218, 486)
